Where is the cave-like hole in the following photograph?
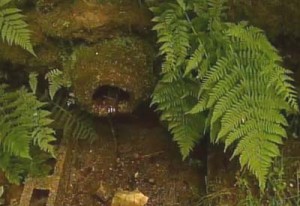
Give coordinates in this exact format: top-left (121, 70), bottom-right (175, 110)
top-left (92, 85), bottom-right (130, 102)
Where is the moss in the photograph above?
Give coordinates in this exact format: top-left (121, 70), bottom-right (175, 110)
top-left (228, 0), bottom-right (300, 40)
top-left (69, 36), bottom-right (155, 115)
top-left (30, 0), bottom-right (152, 42)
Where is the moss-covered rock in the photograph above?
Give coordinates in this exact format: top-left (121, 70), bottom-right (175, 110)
top-left (29, 0), bottom-right (152, 42)
top-left (0, 41), bottom-right (62, 69)
top-left (69, 36), bottom-right (155, 116)
top-left (228, 0), bottom-right (300, 40)
top-left (1, 0), bottom-right (153, 66)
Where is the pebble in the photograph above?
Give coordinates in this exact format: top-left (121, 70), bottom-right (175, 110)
top-left (134, 172), bottom-right (139, 178)
top-left (148, 178), bottom-right (155, 184)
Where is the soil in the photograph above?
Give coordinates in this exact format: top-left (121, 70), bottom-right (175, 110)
top-left (57, 114), bottom-right (205, 206)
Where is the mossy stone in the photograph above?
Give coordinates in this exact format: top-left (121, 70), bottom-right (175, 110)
top-left (69, 36), bottom-right (155, 116)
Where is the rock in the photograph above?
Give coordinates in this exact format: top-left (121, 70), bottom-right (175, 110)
top-left (69, 36), bottom-right (155, 116)
top-left (111, 190), bottom-right (148, 206)
top-left (228, 0), bottom-right (300, 40)
top-left (31, 0), bottom-right (152, 42)
top-left (133, 153), bottom-right (140, 159)
top-left (148, 178), bottom-right (155, 184)
top-left (95, 181), bottom-right (114, 202)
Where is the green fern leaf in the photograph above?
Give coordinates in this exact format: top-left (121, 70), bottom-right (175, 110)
top-left (29, 72), bottom-right (38, 94)
top-left (0, 84), bottom-right (56, 183)
top-left (0, 0), bottom-right (35, 55)
top-left (45, 68), bottom-right (71, 100)
top-left (151, 0), bottom-right (298, 190)
top-left (49, 95), bottom-right (98, 141)
top-left (184, 44), bottom-right (205, 76)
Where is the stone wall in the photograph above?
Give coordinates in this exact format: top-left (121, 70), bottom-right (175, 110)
top-left (18, 139), bottom-right (74, 206)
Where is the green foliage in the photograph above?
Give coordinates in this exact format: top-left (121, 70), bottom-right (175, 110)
top-left (40, 68), bottom-right (98, 142)
top-left (0, 148), bottom-right (53, 184)
top-left (151, 0), bottom-right (298, 190)
top-left (151, 1), bottom-right (206, 159)
top-left (0, 0), bottom-right (35, 55)
top-left (45, 68), bottom-right (72, 100)
top-left (0, 67), bottom-right (95, 183)
top-left (49, 95), bottom-right (98, 141)
top-left (199, 157), bottom-right (300, 205)
top-left (235, 158), bottom-right (300, 206)
top-left (0, 84), bottom-right (56, 183)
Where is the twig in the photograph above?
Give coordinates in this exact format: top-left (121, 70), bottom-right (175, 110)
top-left (141, 151), bottom-right (164, 159)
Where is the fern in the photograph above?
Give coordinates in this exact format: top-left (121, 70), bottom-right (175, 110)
top-left (151, 0), bottom-right (298, 190)
top-left (0, 0), bottom-right (35, 55)
top-left (49, 95), bottom-right (98, 142)
top-left (0, 148), bottom-right (52, 184)
top-left (41, 68), bottom-right (97, 141)
top-left (0, 84), bottom-right (56, 183)
top-left (30, 70), bottom-right (97, 141)
top-left (151, 2), bottom-right (206, 158)
top-left (45, 68), bottom-right (72, 100)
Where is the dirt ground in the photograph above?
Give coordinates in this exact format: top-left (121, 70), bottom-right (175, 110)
top-left (58, 114), bottom-right (205, 206)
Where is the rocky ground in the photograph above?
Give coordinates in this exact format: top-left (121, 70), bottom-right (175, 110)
top-left (59, 114), bottom-right (205, 206)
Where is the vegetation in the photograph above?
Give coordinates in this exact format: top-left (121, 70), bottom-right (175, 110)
top-left (49, 94), bottom-right (98, 142)
top-left (0, 1), bottom-right (97, 184)
top-left (151, 0), bottom-right (298, 190)
top-left (0, 83), bottom-right (56, 184)
top-left (0, 0), bottom-right (35, 55)
top-left (0, 0), bottom-right (299, 204)
top-left (199, 156), bottom-right (300, 205)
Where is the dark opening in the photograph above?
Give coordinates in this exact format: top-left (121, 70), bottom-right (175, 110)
top-left (30, 189), bottom-right (49, 206)
top-left (92, 85), bottom-right (130, 102)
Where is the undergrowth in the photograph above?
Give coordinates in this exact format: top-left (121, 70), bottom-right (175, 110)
top-left (151, 0), bottom-right (298, 190)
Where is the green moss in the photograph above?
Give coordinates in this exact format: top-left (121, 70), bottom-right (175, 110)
top-left (32, 0), bottom-right (152, 42)
top-left (228, 0), bottom-right (300, 40)
top-left (69, 36), bottom-right (155, 115)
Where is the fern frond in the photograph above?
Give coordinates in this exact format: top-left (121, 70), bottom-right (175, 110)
top-left (151, 0), bottom-right (298, 190)
top-left (0, 84), bottom-right (56, 183)
top-left (0, 85), bottom-right (55, 157)
top-left (45, 68), bottom-right (72, 100)
top-left (49, 95), bottom-right (98, 141)
top-left (29, 72), bottom-right (38, 94)
top-left (152, 3), bottom-right (190, 81)
top-left (184, 44), bottom-right (205, 76)
top-left (0, 148), bottom-right (52, 184)
top-left (152, 80), bottom-right (204, 158)
top-left (0, 0), bottom-right (35, 55)
top-left (197, 26), bottom-right (298, 189)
